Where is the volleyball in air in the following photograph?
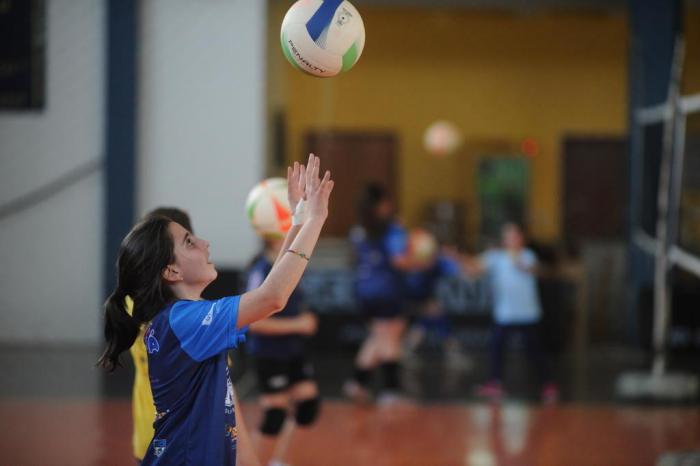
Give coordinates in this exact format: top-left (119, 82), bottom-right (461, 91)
top-left (280, 0), bottom-right (365, 77)
top-left (423, 120), bottom-right (462, 157)
top-left (407, 228), bottom-right (439, 264)
top-left (245, 178), bottom-right (292, 239)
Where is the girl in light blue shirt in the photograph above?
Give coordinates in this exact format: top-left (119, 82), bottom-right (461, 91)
top-left (464, 223), bottom-right (558, 403)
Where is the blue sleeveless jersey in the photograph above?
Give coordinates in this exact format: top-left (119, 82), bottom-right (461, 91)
top-left (246, 256), bottom-right (306, 359)
top-left (350, 222), bottom-right (407, 302)
top-left (142, 296), bottom-right (247, 465)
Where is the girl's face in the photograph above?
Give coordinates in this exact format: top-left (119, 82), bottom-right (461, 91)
top-left (168, 221), bottom-right (218, 287)
top-left (502, 224), bottom-right (525, 250)
top-left (375, 198), bottom-right (393, 220)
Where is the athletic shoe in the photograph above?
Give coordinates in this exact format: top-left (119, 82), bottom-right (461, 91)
top-left (376, 391), bottom-right (413, 407)
top-left (541, 383), bottom-right (560, 404)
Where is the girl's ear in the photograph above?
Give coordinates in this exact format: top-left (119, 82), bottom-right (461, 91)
top-left (162, 265), bottom-right (181, 282)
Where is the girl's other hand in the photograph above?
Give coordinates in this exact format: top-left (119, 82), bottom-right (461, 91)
top-left (287, 160), bottom-right (306, 214)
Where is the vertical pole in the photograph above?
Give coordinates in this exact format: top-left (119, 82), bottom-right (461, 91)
top-left (652, 37), bottom-right (684, 377)
top-left (104, 0), bottom-right (137, 297)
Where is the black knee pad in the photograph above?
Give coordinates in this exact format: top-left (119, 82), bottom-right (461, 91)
top-left (260, 407), bottom-right (286, 436)
top-left (295, 397), bottom-right (321, 426)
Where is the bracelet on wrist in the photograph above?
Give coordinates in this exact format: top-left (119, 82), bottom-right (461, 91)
top-left (286, 249), bottom-right (310, 261)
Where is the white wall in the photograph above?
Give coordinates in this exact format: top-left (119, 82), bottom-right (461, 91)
top-left (0, 0), bottom-right (268, 344)
top-left (138, 0), bottom-right (266, 267)
top-left (0, 0), bottom-right (105, 344)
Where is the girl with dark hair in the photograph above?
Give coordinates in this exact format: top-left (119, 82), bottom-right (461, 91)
top-left (98, 155), bottom-right (333, 466)
top-left (344, 183), bottom-right (427, 404)
top-left (128, 207), bottom-right (194, 464)
top-left (146, 207), bottom-right (194, 233)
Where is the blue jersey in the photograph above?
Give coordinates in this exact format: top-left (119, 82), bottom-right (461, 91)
top-left (404, 255), bottom-right (461, 301)
top-left (246, 255), bottom-right (306, 359)
top-left (142, 296), bottom-right (247, 465)
top-left (350, 222), bottom-right (407, 302)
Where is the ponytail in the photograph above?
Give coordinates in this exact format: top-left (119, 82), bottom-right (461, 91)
top-left (97, 289), bottom-right (140, 372)
top-left (97, 216), bottom-right (176, 372)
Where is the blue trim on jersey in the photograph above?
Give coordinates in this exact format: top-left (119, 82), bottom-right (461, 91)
top-left (306, 0), bottom-right (344, 42)
top-left (384, 224), bottom-right (408, 259)
top-left (169, 296), bottom-right (244, 362)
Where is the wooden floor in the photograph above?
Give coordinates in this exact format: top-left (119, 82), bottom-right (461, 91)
top-left (1, 399), bottom-right (699, 466)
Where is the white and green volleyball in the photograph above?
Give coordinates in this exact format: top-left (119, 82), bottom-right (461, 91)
top-left (280, 0), bottom-right (365, 77)
top-left (245, 178), bottom-right (292, 239)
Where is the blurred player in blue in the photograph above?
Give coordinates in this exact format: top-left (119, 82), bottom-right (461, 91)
top-left (246, 236), bottom-right (320, 466)
top-left (98, 155), bottom-right (333, 465)
top-left (344, 183), bottom-right (428, 404)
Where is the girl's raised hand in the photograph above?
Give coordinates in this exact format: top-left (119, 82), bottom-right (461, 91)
top-left (304, 154), bottom-right (334, 221)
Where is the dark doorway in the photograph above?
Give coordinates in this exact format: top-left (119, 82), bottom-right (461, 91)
top-left (304, 131), bottom-right (398, 237)
top-left (563, 136), bottom-right (628, 343)
top-left (563, 137), bottom-right (628, 245)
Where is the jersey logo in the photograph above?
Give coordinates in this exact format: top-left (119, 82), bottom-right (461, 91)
top-left (153, 439), bottom-right (167, 457)
top-left (225, 375), bottom-right (234, 408)
top-left (225, 424), bottom-right (238, 444)
top-left (146, 328), bottom-right (160, 354)
top-left (202, 303), bottom-right (215, 326)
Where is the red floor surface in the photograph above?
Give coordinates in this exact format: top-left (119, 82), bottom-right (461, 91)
top-left (1, 399), bottom-right (699, 465)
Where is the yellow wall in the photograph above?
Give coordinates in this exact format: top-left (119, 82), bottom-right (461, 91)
top-left (269, 5), bottom-right (629, 243)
